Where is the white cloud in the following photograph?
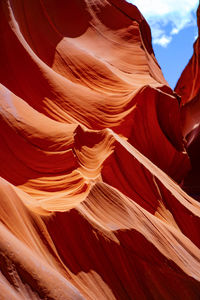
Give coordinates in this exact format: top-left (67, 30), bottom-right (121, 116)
top-left (126, 0), bottom-right (198, 47)
top-left (194, 32), bottom-right (198, 41)
top-left (154, 35), bottom-right (172, 47)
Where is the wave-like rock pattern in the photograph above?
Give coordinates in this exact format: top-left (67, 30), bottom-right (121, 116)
top-left (0, 0), bottom-right (200, 299)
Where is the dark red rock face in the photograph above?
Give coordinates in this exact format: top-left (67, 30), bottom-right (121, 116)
top-left (0, 1), bottom-right (200, 299)
top-left (175, 5), bottom-right (200, 198)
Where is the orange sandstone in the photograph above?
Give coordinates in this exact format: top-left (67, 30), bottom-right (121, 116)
top-left (0, 0), bottom-right (200, 299)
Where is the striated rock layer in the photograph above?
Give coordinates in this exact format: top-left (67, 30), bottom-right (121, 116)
top-left (0, 0), bottom-right (200, 299)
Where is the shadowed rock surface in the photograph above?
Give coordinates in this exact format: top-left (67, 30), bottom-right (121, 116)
top-left (0, 0), bottom-right (200, 299)
top-left (175, 4), bottom-right (200, 199)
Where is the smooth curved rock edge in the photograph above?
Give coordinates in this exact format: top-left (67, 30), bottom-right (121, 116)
top-left (0, 0), bottom-right (200, 299)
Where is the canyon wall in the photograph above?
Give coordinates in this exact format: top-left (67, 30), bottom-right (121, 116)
top-left (0, 0), bottom-right (200, 299)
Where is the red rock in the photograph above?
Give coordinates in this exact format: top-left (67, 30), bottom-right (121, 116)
top-left (0, 0), bottom-right (200, 299)
top-left (175, 5), bottom-right (200, 197)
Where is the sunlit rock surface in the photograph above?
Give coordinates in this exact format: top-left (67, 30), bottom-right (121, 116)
top-left (0, 0), bottom-right (200, 299)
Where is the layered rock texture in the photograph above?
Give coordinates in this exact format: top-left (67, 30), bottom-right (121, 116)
top-left (0, 0), bottom-right (200, 299)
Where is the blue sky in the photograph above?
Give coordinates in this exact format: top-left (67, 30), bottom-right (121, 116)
top-left (126, 0), bottom-right (199, 89)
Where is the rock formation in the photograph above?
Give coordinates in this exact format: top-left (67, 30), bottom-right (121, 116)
top-left (0, 0), bottom-right (200, 299)
top-left (175, 4), bottom-right (200, 198)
